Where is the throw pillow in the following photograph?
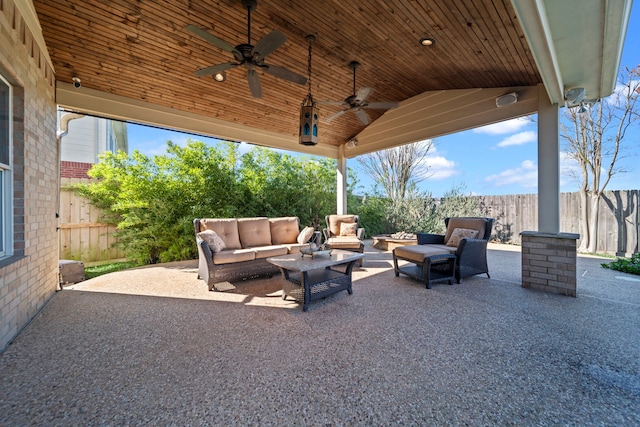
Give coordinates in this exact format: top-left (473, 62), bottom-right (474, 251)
top-left (197, 230), bottom-right (226, 253)
top-left (446, 228), bottom-right (479, 247)
top-left (340, 222), bottom-right (358, 236)
top-left (297, 226), bottom-right (315, 244)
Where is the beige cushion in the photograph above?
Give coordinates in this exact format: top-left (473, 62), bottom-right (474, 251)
top-left (328, 215), bottom-right (357, 237)
top-left (253, 245), bottom-right (288, 259)
top-left (199, 218), bottom-right (242, 249)
top-left (394, 245), bottom-right (452, 263)
top-left (285, 243), bottom-right (309, 254)
top-left (237, 217), bottom-right (272, 248)
top-left (326, 236), bottom-right (362, 249)
top-left (297, 226), bottom-right (315, 244)
top-left (212, 248), bottom-right (256, 265)
top-left (197, 230), bottom-right (225, 253)
top-left (444, 218), bottom-right (486, 243)
top-left (269, 217), bottom-right (300, 244)
top-left (340, 222), bottom-right (358, 236)
top-left (446, 228), bottom-right (479, 247)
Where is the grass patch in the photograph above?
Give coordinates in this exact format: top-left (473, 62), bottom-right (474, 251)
top-left (601, 253), bottom-right (640, 276)
top-left (85, 261), bottom-right (140, 279)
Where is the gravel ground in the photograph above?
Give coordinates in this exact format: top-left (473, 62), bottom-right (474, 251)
top-left (0, 243), bottom-right (638, 426)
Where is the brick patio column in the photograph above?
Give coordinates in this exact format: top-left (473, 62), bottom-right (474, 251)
top-left (520, 231), bottom-right (580, 297)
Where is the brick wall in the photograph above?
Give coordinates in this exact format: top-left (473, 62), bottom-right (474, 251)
top-left (0, 1), bottom-right (58, 351)
top-left (60, 161), bottom-right (92, 179)
top-left (521, 232), bottom-right (579, 297)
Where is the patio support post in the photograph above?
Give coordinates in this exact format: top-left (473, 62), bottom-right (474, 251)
top-left (537, 84), bottom-right (560, 234)
top-left (520, 84), bottom-right (579, 297)
top-left (337, 144), bottom-right (347, 215)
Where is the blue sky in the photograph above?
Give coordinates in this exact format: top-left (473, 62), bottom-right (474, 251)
top-left (127, 5), bottom-right (639, 198)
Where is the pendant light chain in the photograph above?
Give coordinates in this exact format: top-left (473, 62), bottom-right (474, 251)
top-left (305, 35), bottom-right (315, 103)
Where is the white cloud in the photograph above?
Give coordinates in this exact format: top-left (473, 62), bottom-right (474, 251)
top-left (414, 145), bottom-right (459, 180)
top-left (496, 130), bottom-right (537, 147)
top-left (485, 160), bottom-right (538, 188)
top-left (473, 117), bottom-right (532, 135)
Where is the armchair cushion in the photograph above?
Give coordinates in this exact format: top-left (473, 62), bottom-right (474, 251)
top-left (340, 222), bottom-right (358, 236)
top-left (326, 236), bottom-right (363, 249)
top-left (444, 218), bottom-right (487, 243)
top-left (327, 214), bottom-right (358, 237)
top-left (446, 228), bottom-right (479, 247)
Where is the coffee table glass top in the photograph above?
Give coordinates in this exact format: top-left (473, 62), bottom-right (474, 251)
top-left (267, 249), bottom-right (363, 272)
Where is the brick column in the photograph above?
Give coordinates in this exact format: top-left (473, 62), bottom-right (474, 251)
top-left (520, 231), bottom-right (580, 297)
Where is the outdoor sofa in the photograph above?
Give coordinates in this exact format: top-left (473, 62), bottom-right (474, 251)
top-left (393, 217), bottom-right (494, 284)
top-left (194, 217), bottom-right (318, 291)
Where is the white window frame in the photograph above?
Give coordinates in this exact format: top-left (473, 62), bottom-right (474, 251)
top-left (0, 73), bottom-right (12, 259)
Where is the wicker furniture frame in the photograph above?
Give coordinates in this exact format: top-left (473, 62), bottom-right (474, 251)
top-left (393, 253), bottom-right (457, 288)
top-left (267, 250), bottom-right (364, 311)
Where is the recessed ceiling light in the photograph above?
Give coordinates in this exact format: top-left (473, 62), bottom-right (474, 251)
top-left (419, 37), bottom-right (435, 46)
top-left (213, 72), bottom-right (226, 82)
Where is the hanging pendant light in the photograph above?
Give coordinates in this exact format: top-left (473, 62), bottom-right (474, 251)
top-left (299, 35), bottom-right (319, 146)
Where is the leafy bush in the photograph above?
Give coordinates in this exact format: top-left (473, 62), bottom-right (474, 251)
top-left (601, 253), bottom-right (640, 275)
top-left (72, 140), bottom-right (341, 264)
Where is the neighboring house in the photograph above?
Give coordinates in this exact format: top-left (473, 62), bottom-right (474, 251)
top-left (58, 114), bottom-right (128, 263)
top-left (60, 114), bottom-right (128, 179)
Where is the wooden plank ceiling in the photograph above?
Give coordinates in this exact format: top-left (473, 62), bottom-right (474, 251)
top-left (34, 0), bottom-right (542, 148)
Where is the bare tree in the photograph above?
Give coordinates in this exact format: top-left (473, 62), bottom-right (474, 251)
top-left (357, 139), bottom-right (434, 202)
top-left (561, 65), bottom-right (640, 253)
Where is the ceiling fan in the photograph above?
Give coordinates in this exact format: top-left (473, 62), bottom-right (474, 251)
top-left (185, 0), bottom-right (307, 98)
top-left (320, 61), bottom-right (399, 125)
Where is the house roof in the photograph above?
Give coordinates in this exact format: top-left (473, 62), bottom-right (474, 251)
top-left (31, 0), bottom-right (632, 158)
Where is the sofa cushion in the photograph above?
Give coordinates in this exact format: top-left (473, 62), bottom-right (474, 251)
top-left (444, 218), bottom-right (487, 243)
top-left (285, 243), bottom-right (309, 254)
top-left (340, 222), bottom-right (358, 236)
top-left (212, 248), bottom-right (256, 265)
top-left (394, 244), bottom-right (453, 263)
top-left (200, 218), bottom-right (242, 249)
top-left (297, 226), bottom-right (315, 244)
top-left (238, 217), bottom-right (272, 248)
top-left (328, 215), bottom-right (357, 237)
top-left (269, 217), bottom-right (300, 244)
top-left (446, 228), bottom-right (479, 247)
top-left (197, 230), bottom-right (226, 253)
top-left (253, 245), bottom-right (289, 259)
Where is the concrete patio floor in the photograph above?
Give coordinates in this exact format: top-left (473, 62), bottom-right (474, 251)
top-left (1, 243), bottom-right (639, 425)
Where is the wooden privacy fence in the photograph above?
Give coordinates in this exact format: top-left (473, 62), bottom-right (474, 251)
top-left (479, 190), bottom-right (640, 256)
top-left (59, 178), bottom-right (125, 263)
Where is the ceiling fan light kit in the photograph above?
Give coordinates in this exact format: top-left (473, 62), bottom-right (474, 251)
top-left (299, 35), bottom-right (319, 146)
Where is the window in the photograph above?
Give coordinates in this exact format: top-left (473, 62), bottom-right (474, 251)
top-left (0, 73), bottom-right (12, 258)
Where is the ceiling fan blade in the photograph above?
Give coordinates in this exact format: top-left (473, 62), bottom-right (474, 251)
top-left (195, 62), bottom-right (238, 77)
top-left (355, 87), bottom-right (372, 104)
top-left (355, 108), bottom-right (371, 125)
top-left (247, 69), bottom-right (262, 98)
top-left (252, 30), bottom-right (287, 60)
top-left (326, 110), bottom-right (347, 122)
top-left (365, 101), bottom-right (400, 109)
top-left (262, 64), bottom-right (307, 85)
top-left (185, 25), bottom-right (239, 54)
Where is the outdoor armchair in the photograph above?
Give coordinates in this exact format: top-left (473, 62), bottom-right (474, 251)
top-left (323, 214), bottom-right (365, 265)
top-left (394, 217), bottom-right (494, 284)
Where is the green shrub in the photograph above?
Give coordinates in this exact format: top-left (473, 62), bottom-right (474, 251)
top-left (601, 253), bottom-right (640, 275)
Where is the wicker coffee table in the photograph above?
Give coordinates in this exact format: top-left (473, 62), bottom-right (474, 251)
top-left (267, 249), bottom-right (364, 311)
